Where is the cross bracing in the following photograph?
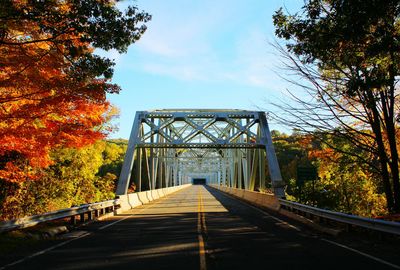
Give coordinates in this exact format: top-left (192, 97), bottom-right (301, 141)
top-left (139, 111), bottom-right (260, 148)
top-left (116, 109), bottom-right (285, 197)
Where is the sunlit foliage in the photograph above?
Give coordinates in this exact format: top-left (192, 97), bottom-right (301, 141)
top-left (272, 131), bottom-right (387, 217)
top-left (273, 0), bottom-right (400, 212)
top-left (0, 0), bottom-right (150, 182)
top-left (0, 140), bottom-right (127, 220)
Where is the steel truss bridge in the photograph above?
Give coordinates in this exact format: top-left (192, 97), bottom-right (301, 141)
top-left (116, 109), bottom-right (285, 197)
top-left (2, 109), bottom-right (399, 270)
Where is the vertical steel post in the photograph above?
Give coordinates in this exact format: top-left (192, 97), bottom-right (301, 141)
top-left (259, 149), bottom-right (266, 190)
top-left (249, 149), bottom-right (258, 191)
top-left (137, 147), bottom-right (142, 192)
top-left (259, 112), bottom-right (285, 197)
top-left (242, 153), bottom-right (248, 189)
top-left (116, 112), bottom-right (142, 195)
top-left (173, 158), bottom-right (178, 186)
top-left (150, 119), bottom-right (154, 190)
top-left (229, 149), bottom-right (234, 188)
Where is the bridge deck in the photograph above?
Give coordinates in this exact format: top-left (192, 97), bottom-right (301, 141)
top-left (3, 185), bottom-right (397, 270)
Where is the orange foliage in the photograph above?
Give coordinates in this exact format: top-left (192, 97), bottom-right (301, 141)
top-left (309, 148), bottom-right (337, 160)
top-left (0, 2), bottom-right (114, 182)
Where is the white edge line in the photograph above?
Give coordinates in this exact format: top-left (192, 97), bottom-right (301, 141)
top-left (213, 189), bottom-right (301, 231)
top-left (98, 216), bottom-right (132, 230)
top-left (0, 191), bottom-right (179, 269)
top-left (214, 188), bottom-right (400, 269)
top-left (0, 232), bottom-right (91, 270)
top-left (322, 239), bottom-right (400, 269)
top-left (249, 204), bottom-right (302, 231)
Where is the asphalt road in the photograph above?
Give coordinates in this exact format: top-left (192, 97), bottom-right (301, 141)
top-left (2, 185), bottom-right (399, 270)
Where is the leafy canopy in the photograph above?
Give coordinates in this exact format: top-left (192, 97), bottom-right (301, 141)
top-left (273, 0), bottom-right (400, 212)
top-left (0, 0), bottom-right (150, 182)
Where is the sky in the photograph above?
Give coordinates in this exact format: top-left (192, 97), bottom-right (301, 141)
top-left (101, 0), bottom-right (305, 139)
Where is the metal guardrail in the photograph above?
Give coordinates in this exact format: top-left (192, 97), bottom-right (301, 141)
top-left (279, 199), bottom-right (400, 236)
top-left (0, 199), bottom-right (120, 233)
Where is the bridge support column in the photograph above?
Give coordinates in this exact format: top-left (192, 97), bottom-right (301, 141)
top-left (259, 113), bottom-right (285, 198)
top-left (116, 112), bottom-right (142, 195)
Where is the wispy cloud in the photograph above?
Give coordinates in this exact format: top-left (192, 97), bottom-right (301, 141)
top-left (115, 0), bottom-right (291, 91)
top-left (134, 1), bottom-right (228, 59)
top-left (106, 0), bottom-right (306, 138)
top-left (142, 63), bottom-right (207, 81)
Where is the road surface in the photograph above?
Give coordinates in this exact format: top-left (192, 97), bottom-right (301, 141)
top-left (2, 185), bottom-right (399, 270)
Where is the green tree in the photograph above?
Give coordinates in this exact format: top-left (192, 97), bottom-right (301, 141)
top-left (272, 131), bottom-right (387, 217)
top-left (273, 0), bottom-right (400, 212)
top-left (271, 131), bottom-right (306, 184)
top-left (1, 0), bottom-right (151, 80)
top-left (98, 139), bottom-right (128, 178)
top-left (308, 134), bottom-right (387, 216)
top-left (0, 140), bottom-right (127, 220)
top-left (0, 1), bottom-right (150, 182)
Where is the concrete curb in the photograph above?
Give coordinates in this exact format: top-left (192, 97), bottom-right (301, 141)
top-left (208, 184), bottom-right (342, 237)
top-left (116, 184), bottom-right (192, 214)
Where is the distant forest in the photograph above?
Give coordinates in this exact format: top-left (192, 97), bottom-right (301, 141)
top-left (0, 131), bottom-right (389, 220)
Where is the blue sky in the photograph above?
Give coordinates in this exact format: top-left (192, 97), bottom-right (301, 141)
top-left (103, 0), bottom-right (304, 139)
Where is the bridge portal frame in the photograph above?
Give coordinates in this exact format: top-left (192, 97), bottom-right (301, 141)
top-left (116, 109), bottom-right (285, 197)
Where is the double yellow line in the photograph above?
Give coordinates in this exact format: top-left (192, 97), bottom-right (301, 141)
top-left (197, 188), bottom-right (207, 270)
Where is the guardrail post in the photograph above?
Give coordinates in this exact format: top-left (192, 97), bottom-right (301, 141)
top-left (88, 211), bottom-right (93, 221)
top-left (71, 215), bottom-right (77, 225)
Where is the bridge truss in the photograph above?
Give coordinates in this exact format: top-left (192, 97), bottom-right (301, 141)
top-left (116, 109), bottom-right (285, 197)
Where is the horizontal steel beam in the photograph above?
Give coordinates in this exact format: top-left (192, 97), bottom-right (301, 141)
top-left (136, 143), bottom-right (265, 148)
top-left (145, 109), bottom-right (258, 119)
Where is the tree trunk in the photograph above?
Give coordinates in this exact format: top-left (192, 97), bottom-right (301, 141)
top-left (382, 89), bottom-right (400, 212)
top-left (384, 52), bottom-right (400, 212)
top-left (368, 93), bottom-right (395, 212)
top-left (387, 127), bottom-right (400, 212)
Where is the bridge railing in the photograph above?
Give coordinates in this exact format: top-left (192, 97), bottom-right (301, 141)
top-left (0, 199), bottom-right (119, 233)
top-left (208, 184), bottom-right (400, 236)
top-left (279, 199), bottom-right (400, 236)
top-left (0, 184), bottom-right (192, 233)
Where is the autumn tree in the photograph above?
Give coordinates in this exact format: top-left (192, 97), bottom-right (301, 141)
top-left (273, 0), bottom-right (400, 212)
top-left (0, 1), bottom-right (150, 181)
top-left (0, 139), bottom-right (128, 220)
top-left (271, 130), bottom-right (307, 184)
top-left (271, 131), bottom-right (387, 217)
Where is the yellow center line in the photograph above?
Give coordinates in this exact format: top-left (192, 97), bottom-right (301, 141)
top-left (200, 191), bottom-right (207, 233)
top-left (197, 187), bottom-right (207, 270)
